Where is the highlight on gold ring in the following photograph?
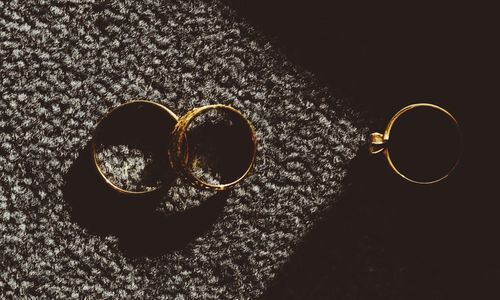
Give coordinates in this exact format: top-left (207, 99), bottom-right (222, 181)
top-left (169, 104), bottom-right (257, 191)
top-left (369, 103), bottom-right (463, 184)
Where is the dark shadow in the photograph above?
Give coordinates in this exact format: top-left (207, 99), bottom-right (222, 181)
top-left (222, 1), bottom-right (484, 120)
top-left (63, 102), bottom-right (254, 257)
top-left (260, 145), bottom-right (496, 299)
top-left (63, 143), bottom-right (229, 257)
top-left (219, 3), bottom-right (496, 297)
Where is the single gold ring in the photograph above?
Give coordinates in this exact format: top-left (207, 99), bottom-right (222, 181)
top-left (91, 100), bottom-right (179, 195)
top-left (169, 104), bottom-right (257, 191)
top-left (369, 103), bottom-right (463, 184)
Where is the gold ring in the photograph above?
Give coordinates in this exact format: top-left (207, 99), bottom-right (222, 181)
top-left (91, 100), bottom-right (179, 195)
top-left (169, 104), bottom-right (257, 191)
top-left (369, 103), bottom-right (463, 184)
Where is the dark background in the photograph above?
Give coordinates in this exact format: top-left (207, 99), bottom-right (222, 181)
top-left (223, 1), bottom-right (497, 299)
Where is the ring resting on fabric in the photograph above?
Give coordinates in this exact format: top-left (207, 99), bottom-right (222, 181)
top-left (169, 104), bottom-right (257, 191)
top-left (91, 100), bottom-right (179, 195)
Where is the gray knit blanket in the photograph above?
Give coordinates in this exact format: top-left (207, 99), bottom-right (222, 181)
top-left (0, 0), bottom-right (367, 298)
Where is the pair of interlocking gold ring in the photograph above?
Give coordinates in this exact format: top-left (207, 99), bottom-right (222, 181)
top-left (91, 101), bottom-right (257, 195)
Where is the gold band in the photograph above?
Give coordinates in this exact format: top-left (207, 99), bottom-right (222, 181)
top-left (91, 100), bottom-right (179, 195)
top-left (369, 103), bottom-right (463, 184)
top-left (169, 104), bottom-right (257, 191)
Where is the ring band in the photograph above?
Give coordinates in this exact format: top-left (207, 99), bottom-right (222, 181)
top-left (91, 100), bottom-right (179, 195)
top-left (369, 103), bottom-right (463, 184)
top-left (169, 104), bottom-right (257, 191)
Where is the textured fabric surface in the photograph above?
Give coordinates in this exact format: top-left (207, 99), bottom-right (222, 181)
top-left (0, 0), bottom-right (368, 298)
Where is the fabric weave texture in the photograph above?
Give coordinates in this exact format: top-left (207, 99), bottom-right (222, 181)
top-left (0, 0), bottom-right (367, 298)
